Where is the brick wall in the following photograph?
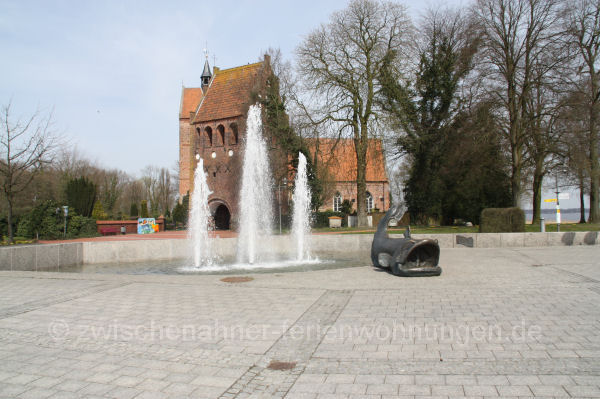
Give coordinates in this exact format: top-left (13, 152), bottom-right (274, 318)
top-left (192, 116), bottom-right (244, 226)
top-left (320, 181), bottom-right (389, 212)
top-left (178, 116), bottom-right (192, 198)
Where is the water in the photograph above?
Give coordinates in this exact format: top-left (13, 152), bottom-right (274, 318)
top-left (525, 208), bottom-right (590, 223)
top-left (59, 257), bottom-right (367, 275)
top-left (186, 104), bottom-right (321, 272)
top-left (188, 158), bottom-right (216, 267)
top-left (291, 152), bottom-right (312, 261)
top-left (236, 104), bottom-right (274, 264)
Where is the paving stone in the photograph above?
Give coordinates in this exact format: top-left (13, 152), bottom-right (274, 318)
top-left (496, 385), bottom-right (533, 396)
top-left (136, 379), bottom-right (171, 392)
top-left (17, 387), bottom-right (56, 399)
top-left (0, 247), bottom-right (598, 399)
top-left (528, 385), bottom-right (570, 397)
top-left (563, 385), bottom-right (600, 396)
top-left (335, 383), bottom-right (367, 394)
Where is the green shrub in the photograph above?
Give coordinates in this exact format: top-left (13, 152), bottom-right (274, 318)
top-left (130, 203), bottom-right (139, 217)
top-left (172, 194), bottom-right (188, 226)
top-left (16, 200), bottom-right (99, 239)
top-left (67, 215), bottom-right (98, 238)
top-left (314, 210), bottom-right (345, 228)
top-left (17, 200), bottom-right (61, 239)
top-left (340, 199), bottom-right (353, 216)
top-left (91, 201), bottom-right (108, 220)
top-left (480, 207), bottom-right (525, 233)
top-left (65, 177), bottom-right (96, 217)
top-left (140, 200), bottom-right (149, 218)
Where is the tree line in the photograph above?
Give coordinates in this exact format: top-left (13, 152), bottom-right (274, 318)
top-left (3, 0), bottom-right (599, 236)
top-left (1, 101), bottom-right (179, 243)
top-left (287, 0), bottom-right (599, 226)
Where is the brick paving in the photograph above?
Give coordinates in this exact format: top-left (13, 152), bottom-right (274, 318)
top-left (0, 246), bottom-right (598, 398)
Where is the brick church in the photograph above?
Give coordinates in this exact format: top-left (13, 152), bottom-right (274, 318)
top-left (179, 55), bottom-right (389, 230)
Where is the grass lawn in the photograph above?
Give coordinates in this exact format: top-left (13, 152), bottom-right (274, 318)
top-left (313, 223), bottom-right (600, 234)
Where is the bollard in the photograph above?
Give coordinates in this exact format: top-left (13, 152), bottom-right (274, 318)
top-left (540, 217), bottom-right (545, 233)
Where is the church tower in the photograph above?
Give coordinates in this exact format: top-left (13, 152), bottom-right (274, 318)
top-left (179, 55), bottom-right (272, 230)
top-left (201, 58), bottom-right (212, 89)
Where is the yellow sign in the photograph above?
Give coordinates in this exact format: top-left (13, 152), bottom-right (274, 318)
top-left (544, 198), bottom-right (557, 202)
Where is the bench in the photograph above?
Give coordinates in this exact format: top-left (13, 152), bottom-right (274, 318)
top-left (99, 227), bottom-right (120, 236)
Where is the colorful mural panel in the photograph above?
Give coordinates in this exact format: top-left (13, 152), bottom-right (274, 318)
top-left (137, 218), bottom-right (157, 234)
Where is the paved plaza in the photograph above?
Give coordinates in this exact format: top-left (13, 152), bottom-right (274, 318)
top-left (0, 246), bottom-right (599, 398)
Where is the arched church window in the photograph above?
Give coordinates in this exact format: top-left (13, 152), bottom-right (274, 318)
top-left (333, 192), bottom-right (342, 212)
top-left (205, 126), bottom-right (213, 147)
top-left (217, 125), bottom-right (225, 146)
top-left (230, 123), bottom-right (238, 145)
top-left (366, 191), bottom-right (373, 213)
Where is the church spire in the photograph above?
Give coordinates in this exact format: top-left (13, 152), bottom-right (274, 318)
top-left (201, 48), bottom-right (212, 88)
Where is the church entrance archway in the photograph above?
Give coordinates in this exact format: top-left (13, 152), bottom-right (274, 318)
top-left (214, 205), bottom-right (231, 230)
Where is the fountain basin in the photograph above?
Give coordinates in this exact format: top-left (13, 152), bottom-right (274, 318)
top-left (58, 256), bottom-right (368, 275)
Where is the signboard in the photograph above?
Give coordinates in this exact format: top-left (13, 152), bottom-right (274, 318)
top-left (558, 192), bottom-right (570, 200)
top-left (544, 198), bottom-right (557, 203)
top-left (137, 218), bottom-right (158, 234)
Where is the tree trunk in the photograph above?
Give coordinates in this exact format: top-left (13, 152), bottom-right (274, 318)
top-left (531, 168), bottom-right (543, 224)
top-left (511, 147), bottom-right (522, 207)
top-left (355, 141), bottom-right (368, 227)
top-left (589, 109), bottom-right (599, 222)
top-left (588, 65), bottom-right (599, 222)
top-left (579, 175), bottom-right (586, 224)
top-left (6, 197), bottom-right (13, 244)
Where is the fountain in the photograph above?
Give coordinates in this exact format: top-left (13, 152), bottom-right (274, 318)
top-left (291, 152), bottom-right (312, 261)
top-left (188, 157), bottom-right (216, 267)
top-left (186, 104), bottom-right (324, 272)
top-left (236, 104), bottom-right (274, 264)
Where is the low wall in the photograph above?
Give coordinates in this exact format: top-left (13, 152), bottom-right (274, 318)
top-left (1, 231), bottom-right (597, 269)
top-left (0, 243), bottom-right (82, 271)
top-left (96, 218), bottom-right (166, 234)
top-left (81, 231), bottom-right (598, 264)
top-left (399, 231), bottom-right (600, 248)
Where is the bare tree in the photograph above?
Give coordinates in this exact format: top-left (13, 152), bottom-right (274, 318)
top-left (97, 169), bottom-right (127, 217)
top-left (0, 101), bottom-right (58, 242)
top-left (141, 166), bottom-right (174, 216)
top-left (296, 0), bottom-right (412, 226)
top-left (122, 177), bottom-right (144, 215)
top-left (564, 0), bottom-right (600, 222)
top-left (156, 167), bottom-right (174, 216)
top-left (557, 92), bottom-right (591, 222)
top-left (475, 0), bottom-right (564, 207)
top-left (520, 0), bottom-right (569, 223)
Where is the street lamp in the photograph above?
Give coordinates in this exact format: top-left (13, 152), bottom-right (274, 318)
top-left (278, 178), bottom-right (287, 234)
top-left (63, 206), bottom-right (69, 238)
top-left (554, 167), bottom-right (569, 233)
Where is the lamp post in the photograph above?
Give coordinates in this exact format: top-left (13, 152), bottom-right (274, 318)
top-left (555, 172), bottom-right (560, 232)
top-left (554, 167), bottom-right (569, 232)
top-left (278, 178), bottom-right (287, 234)
top-left (63, 206), bottom-right (69, 238)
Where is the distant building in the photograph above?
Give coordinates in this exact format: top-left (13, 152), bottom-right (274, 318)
top-left (308, 138), bottom-right (390, 213)
top-left (179, 55), bottom-right (271, 229)
top-left (179, 55), bottom-right (389, 230)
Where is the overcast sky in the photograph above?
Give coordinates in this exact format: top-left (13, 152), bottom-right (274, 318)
top-left (0, 0), bottom-right (584, 211)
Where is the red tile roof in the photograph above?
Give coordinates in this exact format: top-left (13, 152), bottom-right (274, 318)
top-left (307, 138), bottom-right (388, 182)
top-left (180, 88), bottom-right (203, 118)
top-left (193, 62), bottom-right (264, 123)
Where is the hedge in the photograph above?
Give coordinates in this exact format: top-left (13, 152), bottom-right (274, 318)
top-left (480, 207), bottom-right (525, 233)
top-left (313, 211), bottom-right (346, 228)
